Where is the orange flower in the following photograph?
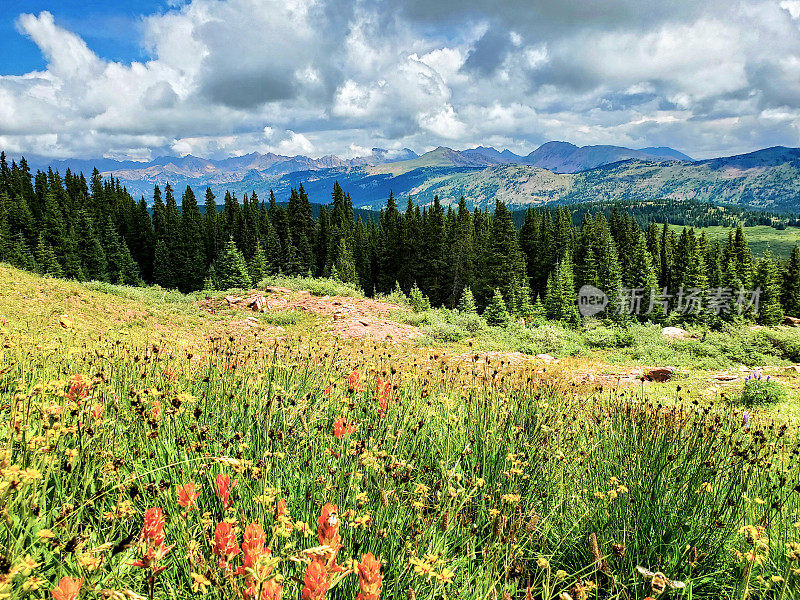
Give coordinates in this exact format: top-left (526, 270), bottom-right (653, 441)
top-left (91, 403), bottom-right (104, 421)
top-left (357, 553), bottom-right (382, 600)
top-left (241, 522), bottom-right (268, 570)
top-left (317, 503), bottom-right (341, 555)
top-left (240, 522), bottom-right (272, 597)
top-left (142, 507), bottom-right (165, 548)
top-left (212, 521), bottom-right (240, 571)
top-left (66, 374), bottom-right (88, 401)
top-left (333, 417), bottom-right (355, 439)
top-left (301, 559), bottom-right (329, 600)
top-left (176, 481), bottom-right (201, 510)
top-left (348, 370), bottom-right (361, 393)
top-left (276, 498), bottom-right (287, 517)
top-left (378, 382), bottom-right (391, 415)
top-left (151, 399), bottom-right (163, 420)
top-left (51, 576), bottom-right (82, 600)
top-left (216, 473), bottom-right (237, 510)
top-left (131, 507), bottom-right (173, 574)
top-left (262, 579), bottom-right (284, 600)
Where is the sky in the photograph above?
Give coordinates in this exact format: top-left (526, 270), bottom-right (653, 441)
top-left (3, 0), bottom-right (800, 161)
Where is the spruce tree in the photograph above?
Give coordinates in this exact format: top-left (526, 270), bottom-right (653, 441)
top-left (181, 185), bottom-right (205, 291)
top-left (34, 235), bottom-right (62, 278)
top-left (152, 239), bottom-right (174, 289)
top-left (483, 288), bottom-right (510, 327)
top-left (475, 200), bottom-right (527, 308)
top-left (409, 282), bottom-right (431, 313)
top-left (544, 255), bottom-right (580, 326)
top-left (248, 240), bottom-right (268, 285)
top-left (332, 236), bottom-right (357, 285)
top-left (782, 246), bottom-right (800, 317)
top-left (213, 237), bottom-right (252, 290)
top-left (755, 251), bottom-right (783, 325)
top-left (458, 286), bottom-right (477, 314)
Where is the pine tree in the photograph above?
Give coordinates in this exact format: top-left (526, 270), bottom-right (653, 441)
top-left (447, 196), bottom-right (474, 307)
top-left (152, 239), bottom-right (174, 289)
top-left (475, 200), bottom-right (527, 308)
top-left (755, 251), bottom-right (783, 325)
top-left (409, 282), bottom-right (431, 313)
top-left (544, 255), bottom-right (580, 325)
top-left (34, 235), bottom-right (62, 278)
top-left (458, 286), bottom-right (477, 314)
top-left (332, 236), bottom-right (357, 284)
top-left (483, 288), bottom-right (510, 327)
top-left (248, 240), bottom-right (268, 285)
top-left (181, 185), bottom-right (205, 291)
top-left (783, 246), bottom-right (800, 317)
top-left (75, 211), bottom-right (107, 281)
top-left (213, 237), bottom-right (252, 290)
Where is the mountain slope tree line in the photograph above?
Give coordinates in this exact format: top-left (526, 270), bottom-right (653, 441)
top-left (1, 152), bottom-right (799, 326)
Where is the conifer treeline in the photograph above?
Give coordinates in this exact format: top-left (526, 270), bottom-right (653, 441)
top-left (1, 151), bottom-right (799, 325)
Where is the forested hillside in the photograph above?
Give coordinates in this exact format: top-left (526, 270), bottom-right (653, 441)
top-left (1, 152), bottom-right (799, 325)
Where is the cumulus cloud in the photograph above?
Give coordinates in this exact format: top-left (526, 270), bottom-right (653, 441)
top-left (2, 0), bottom-right (800, 160)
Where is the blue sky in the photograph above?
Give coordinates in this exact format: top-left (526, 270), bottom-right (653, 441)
top-left (3, 0), bottom-right (800, 161)
top-left (1, 1), bottom-right (173, 74)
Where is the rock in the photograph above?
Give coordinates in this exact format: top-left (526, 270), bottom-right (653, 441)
top-left (715, 373), bottom-right (738, 381)
top-left (785, 365), bottom-right (800, 373)
top-left (644, 366), bottom-right (675, 382)
top-left (58, 314), bottom-right (73, 329)
top-left (358, 319), bottom-right (370, 327)
top-left (661, 326), bottom-right (688, 339)
top-left (535, 354), bottom-right (556, 363)
top-left (783, 316), bottom-right (800, 326)
top-left (225, 295), bottom-right (242, 306)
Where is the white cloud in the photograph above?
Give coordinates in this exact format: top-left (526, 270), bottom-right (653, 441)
top-left (2, 0), bottom-right (800, 160)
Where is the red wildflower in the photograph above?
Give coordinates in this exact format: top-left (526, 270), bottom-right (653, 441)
top-left (216, 473), bottom-right (237, 510)
top-left (176, 481), bottom-right (201, 510)
top-left (301, 559), bottom-right (329, 600)
top-left (130, 507), bottom-right (173, 575)
top-left (356, 553), bottom-right (382, 600)
top-left (240, 522), bottom-right (272, 598)
top-left (317, 503), bottom-right (341, 553)
top-left (348, 369), bottom-right (361, 393)
top-left (333, 417), bottom-right (355, 439)
top-left (277, 498), bottom-right (287, 517)
top-left (90, 403), bottom-right (103, 421)
top-left (51, 577), bottom-right (82, 600)
top-left (262, 579), bottom-right (284, 600)
top-left (378, 382), bottom-right (391, 415)
top-left (141, 507), bottom-right (165, 548)
top-left (241, 522), bottom-right (268, 570)
top-left (151, 399), bottom-right (163, 420)
top-left (325, 385), bottom-right (332, 398)
top-left (66, 374), bottom-right (88, 401)
top-left (212, 521), bottom-right (240, 571)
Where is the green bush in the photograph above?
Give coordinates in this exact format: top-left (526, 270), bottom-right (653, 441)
top-left (741, 373), bottom-right (785, 407)
top-left (409, 283), bottom-right (431, 313)
top-left (261, 311), bottom-right (304, 326)
top-left (257, 274), bottom-right (364, 298)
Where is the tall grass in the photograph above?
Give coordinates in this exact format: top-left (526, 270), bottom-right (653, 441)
top-left (1, 327), bottom-right (799, 599)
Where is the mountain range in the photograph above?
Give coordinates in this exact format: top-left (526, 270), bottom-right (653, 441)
top-left (18, 142), bottom-right (800, 212)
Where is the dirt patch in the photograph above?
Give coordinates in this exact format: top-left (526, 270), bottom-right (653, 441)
top-left (199, 288), bottom-right (422, 343)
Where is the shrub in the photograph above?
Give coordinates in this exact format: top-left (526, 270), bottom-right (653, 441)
top-left (740, 373), bottom-right (785, 407)
top-left (409, 283), bottom-right (431, 313)
top-left (261, 311), bottom-right (303, 326)
top-left (257, 274), bottom-right (364, 298)
top-left (380, 281), bottom-right (409, 306)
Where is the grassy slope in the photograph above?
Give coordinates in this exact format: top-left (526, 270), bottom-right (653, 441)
top-left (2, 265), bottom-right (800, 599)
top-left (669, 224), bottom-right (799, 258)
